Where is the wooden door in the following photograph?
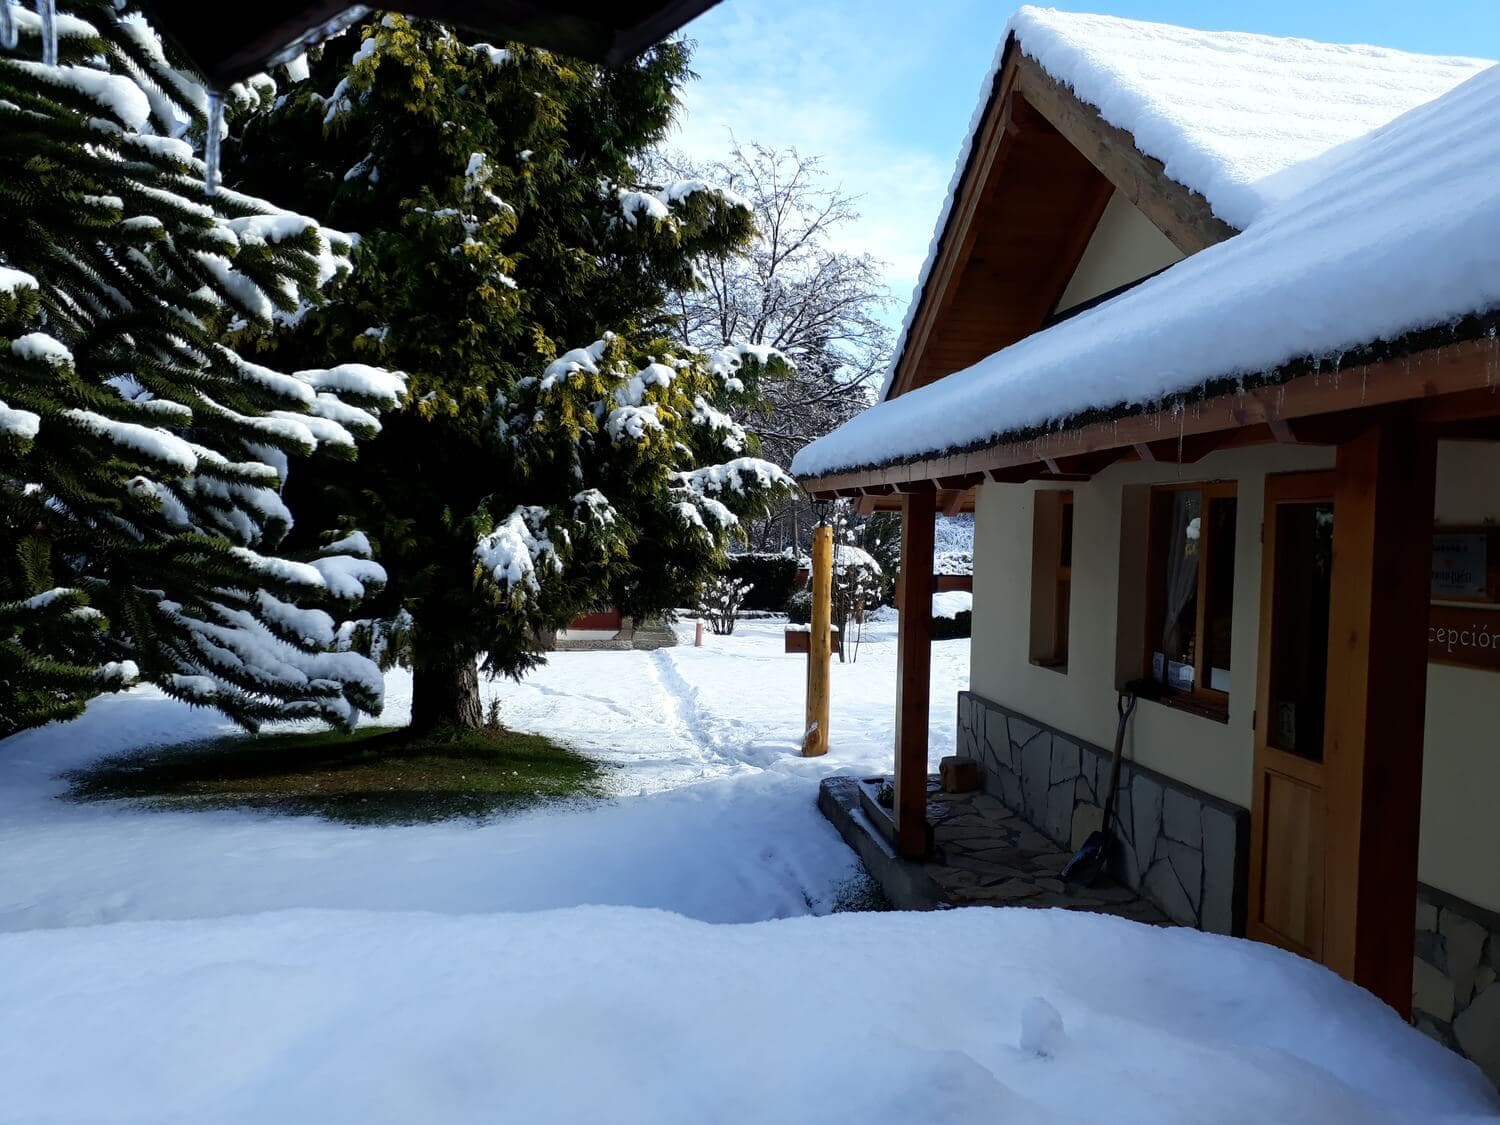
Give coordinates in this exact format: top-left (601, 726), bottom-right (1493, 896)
top-left (1248, 471), bottom-right (1337, 959)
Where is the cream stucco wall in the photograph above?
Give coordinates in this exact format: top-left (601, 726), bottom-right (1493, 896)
top-left (1053, 191), bottom-right (1184, 314)
top-left (969, 440), bottom-right (1500, 913)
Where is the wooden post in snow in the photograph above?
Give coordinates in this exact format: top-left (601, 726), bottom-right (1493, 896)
top-left (803, 523), bottom-right (833, 756)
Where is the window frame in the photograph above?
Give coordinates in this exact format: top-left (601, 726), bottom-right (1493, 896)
top-left (1143, 480), bottom-right (1238, 716)
top-left (1029, 489), bottom-right (1074, 671)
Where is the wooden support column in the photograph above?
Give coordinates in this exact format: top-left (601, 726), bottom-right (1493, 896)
top-left (803, 523), bottom-right (833, 756)
top-left (1323, 413), bottom-right (1437, 1016)
top-left (894, 490), bottom-right (937, 859)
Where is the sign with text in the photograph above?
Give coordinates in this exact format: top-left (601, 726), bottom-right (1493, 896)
top-left (1433, 533), bottom-right (1490, 600)
top-left (1428, 605), bottom-right (1500, 672)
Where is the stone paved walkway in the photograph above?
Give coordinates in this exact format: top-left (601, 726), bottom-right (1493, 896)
top-left (924, 781), bottom-right (1166, 922)
top-left (818, 774), bottom-right (1168, 922)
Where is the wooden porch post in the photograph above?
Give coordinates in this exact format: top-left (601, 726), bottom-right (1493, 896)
top-left (895, 489), bottom-right (937, 859)
top-left (803, 523), bottom-right (833, 757)
top-left (1323, 412), bottom-right (1437, 1016)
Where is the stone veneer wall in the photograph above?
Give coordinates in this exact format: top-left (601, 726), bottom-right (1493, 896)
top-left (956, 691), bottom-right (1250, 934)
top-left (1415, 886), bottom-right (1500, 1084)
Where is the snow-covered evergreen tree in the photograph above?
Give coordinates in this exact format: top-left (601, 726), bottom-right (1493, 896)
top-left (230, 17), bottom-right (793, 731)
top-left (0, 2), bottom-right (403, 736)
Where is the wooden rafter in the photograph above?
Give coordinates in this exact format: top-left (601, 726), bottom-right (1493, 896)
top-left (1013, 56), bottom-right (1237, 256)
top-left (882, 36), bottom-right (1242, 404)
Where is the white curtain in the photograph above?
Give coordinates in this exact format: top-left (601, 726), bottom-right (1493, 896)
top-left (1160, 490), bottom-right (1201, 677)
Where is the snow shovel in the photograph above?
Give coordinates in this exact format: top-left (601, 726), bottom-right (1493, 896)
top-left (1061, 683), bottom-right (1142, 886)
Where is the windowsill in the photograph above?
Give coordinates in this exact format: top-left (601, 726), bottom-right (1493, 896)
top-left (1030, 658), bottom-right (1069, 675)
top-left (1144, 690), bottom-right (1230, 725)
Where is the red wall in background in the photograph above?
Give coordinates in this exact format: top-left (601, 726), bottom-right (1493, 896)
top-left (568, 608), bottom-right (623, 631)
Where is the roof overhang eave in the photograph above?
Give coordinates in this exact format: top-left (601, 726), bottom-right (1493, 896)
top-left (799, 320), bottom-right (1500, 499)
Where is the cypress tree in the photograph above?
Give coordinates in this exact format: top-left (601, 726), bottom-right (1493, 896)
top-left (231, 17), bottom-right (794, 731)
top-left (0, 3), bottom-right (403, 736)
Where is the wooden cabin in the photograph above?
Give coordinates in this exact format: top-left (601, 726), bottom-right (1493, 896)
top-left (795, 8), bottom-right (1500, 1081)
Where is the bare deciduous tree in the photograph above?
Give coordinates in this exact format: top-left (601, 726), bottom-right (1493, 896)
top-left (656, 143), bottom-right (893, 554)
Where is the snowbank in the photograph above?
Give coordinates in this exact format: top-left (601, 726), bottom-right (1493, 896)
top-left (1, 905), bottom-right (1494, 1124)
top-left (933, 590), bottom-right (973, 619)
top-left (3, 623), bottom-right (1490, 1122)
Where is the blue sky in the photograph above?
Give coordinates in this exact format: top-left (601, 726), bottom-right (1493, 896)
top-left (670, 1), bottom-right (1500, 320)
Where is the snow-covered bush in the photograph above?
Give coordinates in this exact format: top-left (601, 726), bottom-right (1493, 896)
top-left (786, 590), bottom-right (813, 625)
top-left (698, 576), bottom-right (753, 636)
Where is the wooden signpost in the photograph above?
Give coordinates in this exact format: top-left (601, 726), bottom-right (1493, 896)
top-left (802, 525), bottom-right (833, 757)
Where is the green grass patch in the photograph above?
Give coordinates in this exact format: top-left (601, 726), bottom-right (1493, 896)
top-left (65, 725), bottom-right (604, 826)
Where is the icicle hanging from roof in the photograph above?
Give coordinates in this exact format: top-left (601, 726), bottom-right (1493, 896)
top-left (1, 0), bottom-right (17, 51)
top-left (34, 0), bottom-right (54, 64)
top-left (203, 89), bottom-right (222, 197)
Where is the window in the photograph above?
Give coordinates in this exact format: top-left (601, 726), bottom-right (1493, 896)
top-left (1266, 499), bottom-right (1334, 759)
top-left (1145, 482), bottom-right (1237, 709)
top-left (1030, 490), bottom-right (1074, 670)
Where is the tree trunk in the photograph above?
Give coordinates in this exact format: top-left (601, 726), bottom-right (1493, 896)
top-left (410, 656), bottom-right (483, 733)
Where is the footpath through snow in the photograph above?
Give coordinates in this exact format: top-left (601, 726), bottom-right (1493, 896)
top-left (1, 618), bottom-right (1497, 1122)
top-left (0, 619), bottom-right (957, 930)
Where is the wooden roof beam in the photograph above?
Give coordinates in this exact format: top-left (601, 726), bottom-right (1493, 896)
top-left (987, 464), bottom-right (1091, 485)
top-left (1052, 448), bottom-right (1130, 476)
top-left (988, 463), bottom-right (1046, 484)
top-left (940, 489), bottom-right (975, 517)
top-left (1418, 387), bottom-right (1500, 426)
top-left (1013, 55), bottom-right (1238, 255)
top-left (1135, 428), bottom-right (1261, 464)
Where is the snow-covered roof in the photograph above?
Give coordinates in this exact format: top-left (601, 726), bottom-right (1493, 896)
top-left (797, 28), bottom-right (1500, 482)
top-left (875, 6), bottom-right (1492, 403)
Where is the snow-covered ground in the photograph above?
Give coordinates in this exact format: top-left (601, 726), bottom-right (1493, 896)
top-left (2, 618), bottom-right (1496, 1122)
top-left (0, 619), bottom-right (956, 930)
